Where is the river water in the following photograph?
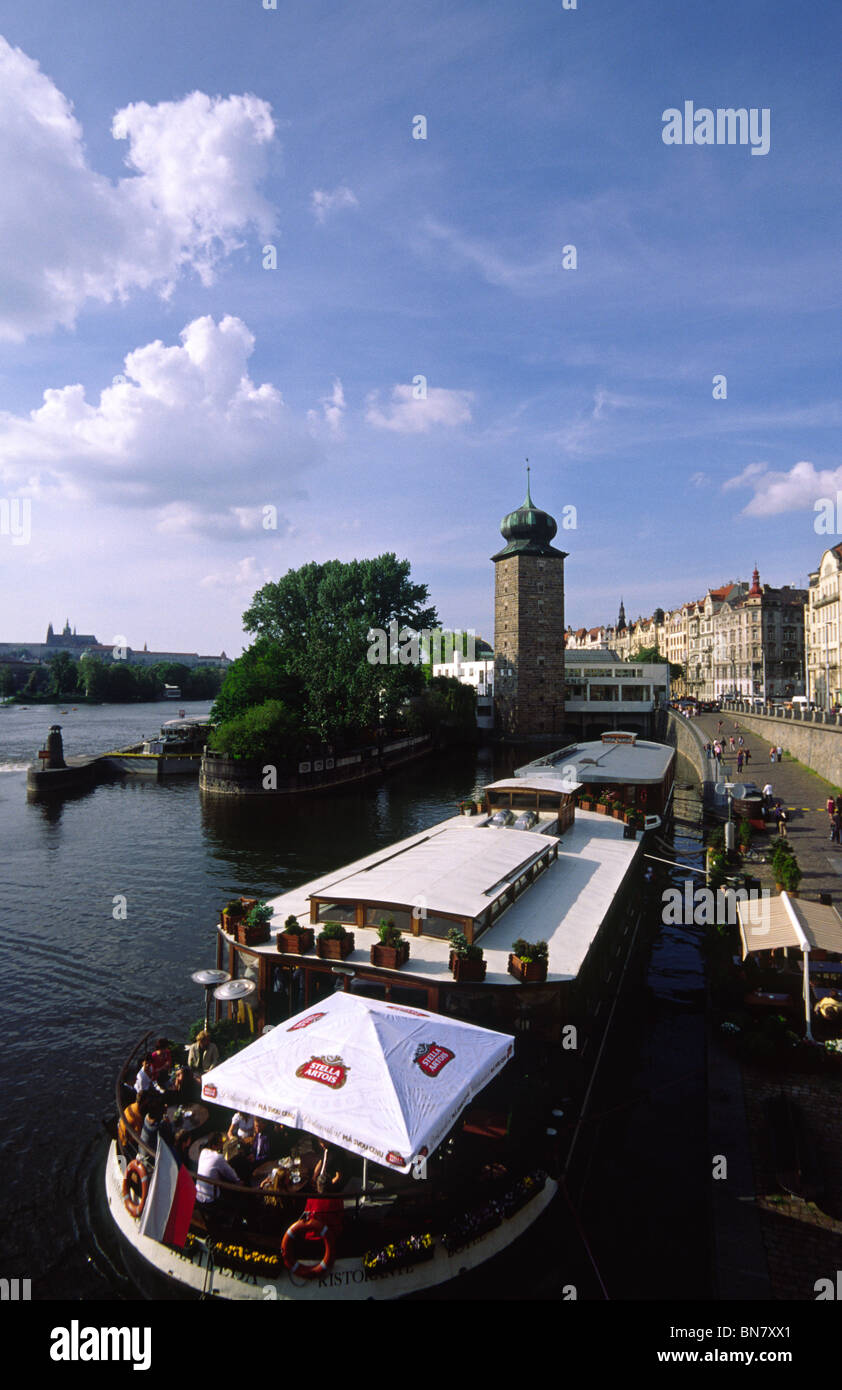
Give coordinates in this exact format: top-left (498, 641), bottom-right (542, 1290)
top-left (0, 702), bottom-right (707, 1302)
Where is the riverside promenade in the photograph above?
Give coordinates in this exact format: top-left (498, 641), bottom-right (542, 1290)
top-left (693, 711), bottom-right (842, 1301)
top-left (695, 712), bottom-right (842, 902)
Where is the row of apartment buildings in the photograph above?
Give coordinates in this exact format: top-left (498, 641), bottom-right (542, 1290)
top-left (567, 568), bottom-right (809, 703)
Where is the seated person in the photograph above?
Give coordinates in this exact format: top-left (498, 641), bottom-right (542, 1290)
top-left (166, 1127), bottom-right (194, 1170)
top-left (227, 1111), bottom-right (256, 1146)
top-left (134, 1055), bottom-right (164, 1100)
top-left (140, 1097), bottom-right (166, 1154)
top-left (118, 1092), bottom-right (150, 1151)
top-left (252, 1117), bottom-right (272, 1167)
top-left (149, 1037), bottom-right (173, 1089)
top-left (196, 1133), bottom-right (242, 1211)
top-left (187, 1030), bottom-right (220, 1074)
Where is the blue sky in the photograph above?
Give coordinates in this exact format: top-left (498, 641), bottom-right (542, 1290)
top-left (0, 0), bottom-right (839, 655)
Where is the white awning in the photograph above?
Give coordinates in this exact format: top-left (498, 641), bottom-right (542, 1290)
top-left (201, 992), bottom-right (514, 1173)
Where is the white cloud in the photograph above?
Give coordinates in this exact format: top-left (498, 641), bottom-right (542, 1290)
top-left (723, 459), bottom-right (842, 515)
top-left (365, 383), bottom-right (473, 434)
top-left (201, 556), bottom-right (273, 590)
top-left (307, 378), bottom-right (346, 437)
top-left (0, 37), bottom-right (277, 339)
top-left (311, 186), bottom-right (358, 224)
top-left (0, 315), bottom-right (316, 534)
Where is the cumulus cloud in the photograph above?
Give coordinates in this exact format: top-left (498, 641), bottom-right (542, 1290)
top-left (0, 315), bottom-right (316, 535)
top-left (201, 556), bottom-right (273, 590)
top-left (723, 459), bottom-right (842, 515)
top-left (365, 383), bottom-right (473, 434)
top-left (307, 378), bottom-right (346, 437)
top-left (0, 36), bottom-right (277, 339)
top-left (311, 185), bottom-right (358, 223)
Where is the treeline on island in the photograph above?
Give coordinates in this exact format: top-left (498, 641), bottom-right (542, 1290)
top-left (0, 653), bottom-right (224, 703)
top-left (208, 555), bottom-right (478, 759)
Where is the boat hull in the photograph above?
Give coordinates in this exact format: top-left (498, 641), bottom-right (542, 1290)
top-left (104, 1142), bottom-right (557, 1302)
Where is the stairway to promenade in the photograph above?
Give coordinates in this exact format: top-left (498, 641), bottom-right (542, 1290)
top-left (694, 712), bottom-right (842, 903)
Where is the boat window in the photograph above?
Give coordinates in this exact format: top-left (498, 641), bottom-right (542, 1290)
top-left (419, 913), bottom-right (461, 939)
top-left (314, 901), bottom-right (356, 923)
top-left (349, 978), bottom-right (388, 1001)
top-left (364, 907), bottom-right (413, 934)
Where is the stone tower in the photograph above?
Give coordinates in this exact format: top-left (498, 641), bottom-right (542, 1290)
top-left (492, 476), bottom-right (567, 740)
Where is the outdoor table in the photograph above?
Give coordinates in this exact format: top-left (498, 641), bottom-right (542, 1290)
top-left (167, 1102), bottom-right (209, 1134)
top-left (253, 1159), bottom-right (281, 1185)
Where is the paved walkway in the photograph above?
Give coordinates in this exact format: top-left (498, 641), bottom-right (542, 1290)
top-left (695, 713), bottom-right (842, 902)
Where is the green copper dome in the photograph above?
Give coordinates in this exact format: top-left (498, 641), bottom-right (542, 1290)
top-left (492, 476), bottom-right (567, 561)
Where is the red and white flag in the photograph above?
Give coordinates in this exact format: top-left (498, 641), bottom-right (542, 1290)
top-left (138, 1142), bottom-right (196, 1247)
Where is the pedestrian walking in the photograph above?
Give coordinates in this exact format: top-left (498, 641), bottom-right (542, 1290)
top-left (834, 810), bottom-right (842, 846)
top-left (729, 736), bottom-right (735, 752)
top-left (836, 794), bottom-right (842, 817)
top-left (738, 736), bottom-right (744, 749)
top-left (737, 751), bottom-right (744, 773)
top-left (744, 748), bottom-right (751, 766)
top-left (769, 747), bottom-right (776, 763)
top-left (776, 746), bottom-right (783, 763)
top-left (778, 805), bottom-right (788, 838)
top-left (828, 798), bottom-right (836, 839)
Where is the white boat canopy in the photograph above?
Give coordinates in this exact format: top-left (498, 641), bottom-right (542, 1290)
top-left (736, 891), bottom-right (842, 1040)
top-left (201, 992), bottom-right (514, 1173)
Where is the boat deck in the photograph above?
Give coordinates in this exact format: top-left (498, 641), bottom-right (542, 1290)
top-left (242, 810), bottom-right (642, 985)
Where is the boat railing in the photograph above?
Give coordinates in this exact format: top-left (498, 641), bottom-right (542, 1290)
top-left (114, 1034), bottom-right (550, 1236)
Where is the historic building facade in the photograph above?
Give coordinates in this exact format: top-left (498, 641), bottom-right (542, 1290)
top-left (492, 481), bottom-right (567, 740)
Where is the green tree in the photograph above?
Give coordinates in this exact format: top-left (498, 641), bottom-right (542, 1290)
top-left (46, 651), bottom-right (79, 697)
top-left (212, 699), bottom-right (307, 759)
top-left (234, 555), bottom-right (437, 739)
top-left (80, 658), bottom-right (110, 701)
top-left (0, 665), bottom-right (16, 698)
top-left (211, 638), bottom-right (303, 725)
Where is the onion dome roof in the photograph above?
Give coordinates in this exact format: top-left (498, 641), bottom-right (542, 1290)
top-left (491, 475), bottom-right (568, 561)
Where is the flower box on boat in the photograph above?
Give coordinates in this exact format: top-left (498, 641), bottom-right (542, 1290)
top-left (370, 941), bottom-right (410, 969)
top-left (316, 928), bottom-right (355, 960)
top-left (277, 926), bottom-right (315, 955)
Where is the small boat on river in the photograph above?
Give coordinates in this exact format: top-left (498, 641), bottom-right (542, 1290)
top-left (103, 763), bottom-right (651, 1300)
top-left (104, 717), bottom-right (212, 778)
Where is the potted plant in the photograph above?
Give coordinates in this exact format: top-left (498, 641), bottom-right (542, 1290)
top-left (221, 898), bottom-right (246, 931)
top-left (237, 899), bottom-right (273, 945)
top-left (447, 928), bottom-right (486, 983)
top-left (596, 792), bottom-right (609, 815)
top-left (508, 938), bottom-right (549, 984)
top-left (277, 913), bottom-right (315, 955)
top-left (737, 818), bottom-right (753, 853)
top-left (316, 921), bottom-right (356, 960)
top-left (579, 794), bottom-right (593, 812)
top-left (778, 854), bottom-right (802, 895)
top-left (459, 799), bottom-right (476, 816)
top-left (770, 840), bottom-right (796, 891)
top-left (370, 917), bottom-right (410, 969)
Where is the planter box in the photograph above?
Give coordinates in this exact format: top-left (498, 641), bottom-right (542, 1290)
top-left (370, 941), bottom-right (410, 969)
top-left (460, 805), bottom-right (476, 816)
top-left (579, 800), bottom-right (593, 812)
top-left (277, 927), bottom-right (315, 955)
top-left (596, 804), bottom-right (608, 816)
top-left (507, 954), bottom-right (548, 984)
top-left (237, 923), bottom-right (271, 946)
top-left (317, 933), bottom-right (355, 960)
top-left (450, 955), bottom-right (487, 983)
top-left (611, 808), bottom-right (624, 820)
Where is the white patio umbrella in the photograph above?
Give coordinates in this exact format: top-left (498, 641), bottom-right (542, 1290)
top-left (200, 992), bottom-right (514, 1173)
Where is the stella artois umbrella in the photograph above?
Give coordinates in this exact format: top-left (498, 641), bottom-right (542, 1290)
top-left (201, 992), bottom-right (514, 1173)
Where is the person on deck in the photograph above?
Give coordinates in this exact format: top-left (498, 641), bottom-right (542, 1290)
top-left (187, 1030), bottom-right (220, 1074)
top-left (196, 1133), bottom-right (242, 1211)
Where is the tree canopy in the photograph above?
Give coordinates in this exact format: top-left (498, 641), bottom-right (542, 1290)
top-left (214, 555), bottom-right (438, 741)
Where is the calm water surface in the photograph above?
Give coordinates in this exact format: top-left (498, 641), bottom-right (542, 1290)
top-left (0, 703), bottom-right (707, 1301)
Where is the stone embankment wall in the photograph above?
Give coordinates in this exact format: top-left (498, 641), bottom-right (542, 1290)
top-left (660, 709), bottom-right (709, 788)
top-left (723, 707), bottom-right (842, 790)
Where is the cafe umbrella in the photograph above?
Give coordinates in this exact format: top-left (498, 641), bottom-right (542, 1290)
top-left (199, 991), bottom-right (514, 1174)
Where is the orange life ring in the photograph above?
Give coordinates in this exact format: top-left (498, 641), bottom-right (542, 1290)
top-left (122, 1159), bottom-right (149, 1220)
top-left (281, 1216), bottom-right (336, 1278)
